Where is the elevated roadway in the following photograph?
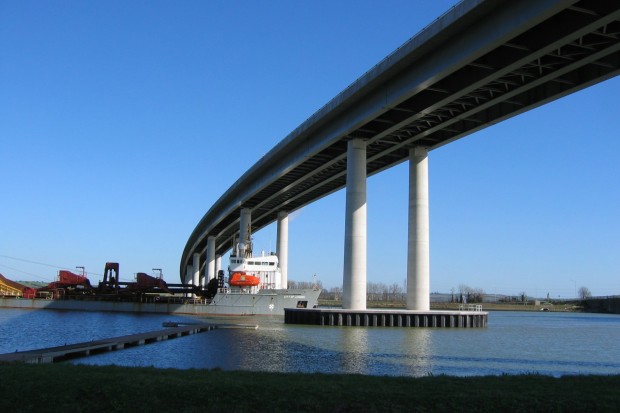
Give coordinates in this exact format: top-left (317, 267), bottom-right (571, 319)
top-left (181, 0), bottom-right (620, 286)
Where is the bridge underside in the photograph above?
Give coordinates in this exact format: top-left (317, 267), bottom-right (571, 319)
top-left (182, 0), bottom-right (620, 278)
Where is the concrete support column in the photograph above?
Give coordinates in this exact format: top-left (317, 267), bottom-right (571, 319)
top-left (192, 253), bottom-right (200, 287)
top-left (239, 208), bottom-right (252, 253)
top-left (277, 211), bottom-right (289, 288)
top-left (215, 254), bottom-right (222, 277)
top-left (185, 265), bottom-right (193, 297)
top-left (407, 147), bottom-right (430, 311)
top-left (342, 138), bottom-right (367, 310)
top-left (206, 236), bottom-right (216, 281)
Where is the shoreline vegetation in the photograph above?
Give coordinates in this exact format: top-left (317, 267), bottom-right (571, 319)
top-left (319, 298), bottom-right (620, 313)
top-left (1, 364), bottom-right (618, 412)
top-left (318, 299), bottom-right (584, 312)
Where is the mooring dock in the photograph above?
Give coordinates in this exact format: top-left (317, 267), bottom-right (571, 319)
top-left (0, 323), bottom-right (219, 364)
top-left (285, 307), bottom-right (488, 328)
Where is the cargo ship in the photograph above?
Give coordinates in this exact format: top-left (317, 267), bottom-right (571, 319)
top-left (202, 236), bottom-right (321, 315)
top-left (0, 250), bottom-right (320, 316)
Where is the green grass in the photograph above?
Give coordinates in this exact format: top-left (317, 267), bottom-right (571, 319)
top-left (1, 364), bottom-right (619, 412)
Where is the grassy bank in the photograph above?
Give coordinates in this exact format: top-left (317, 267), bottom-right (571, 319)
top-left (1, 363), bottom-right (619, 412)
top-left (318, 299), bottom-right (583, 312)
top-left (430, 302), bottom-right (583, 312)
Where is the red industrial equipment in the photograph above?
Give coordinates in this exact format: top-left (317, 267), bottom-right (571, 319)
top-left (37, 270), bottom-right (93, 298)
top-left (128, 272), bottom-right (172, 294)
top-left (57, 270), bottom-right (92, 287)
top-left (0, 273), bottom-right (36, 298)
top-left (2, 261), bottom-right (184, 301)
top-left (99, 262), bottom-right (120, 291)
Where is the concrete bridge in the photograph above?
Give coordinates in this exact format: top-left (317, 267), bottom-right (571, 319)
top-left (180, 0), bottom-right (620, 311)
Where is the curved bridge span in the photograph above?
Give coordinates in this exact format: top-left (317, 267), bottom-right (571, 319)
top-left (181, 0), bottom-right (620, 309)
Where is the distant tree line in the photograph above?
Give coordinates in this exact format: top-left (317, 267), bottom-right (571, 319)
top-left (319, 283), bottom-right (489, 304)
top-left (16, 281), bottom-right (48, 288)
top-left (578, 286), bottom-right (592, 299)
top-left (449, 284), bottom-right (485, 303)
top-left (300, 281), bottom-right (597, 303)
top-left (287, 280), bottom-right (323, 290)
top-left (315, 282), bottom-right (405, 302)
top-left (367, 282), bottom-right (405, 302)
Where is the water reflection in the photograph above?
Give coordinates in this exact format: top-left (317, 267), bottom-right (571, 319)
top-left (224, 325), bottom-right (290, 372)
top-left (338, 327), bottom-right (369, 374)
top-left (2, 309), bottom-right (620, 377)
top-left (0, 308), bottom-right (188, 354)
top-left (402, 328), bottom-right (432, 377)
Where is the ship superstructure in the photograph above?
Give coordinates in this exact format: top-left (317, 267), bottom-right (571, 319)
top-left (228, 233), bottom-right (283, 291)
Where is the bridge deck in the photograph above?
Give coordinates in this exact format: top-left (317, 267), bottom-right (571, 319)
top-left (182, 0), bottom-right (620, 276)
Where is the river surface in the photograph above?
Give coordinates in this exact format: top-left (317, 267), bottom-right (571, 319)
top-left (1, 309), bottom-right (619, 377)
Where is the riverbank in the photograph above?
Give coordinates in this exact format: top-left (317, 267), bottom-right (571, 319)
top-left (318, 299), bottom-right (584, 312)
top-left (1, 363), bottom-right (618, 412)
top-left (431, 302), bottom-right (582, 312)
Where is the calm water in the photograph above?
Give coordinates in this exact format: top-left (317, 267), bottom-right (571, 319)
top-left (1, 309), bottom-right (619, 377)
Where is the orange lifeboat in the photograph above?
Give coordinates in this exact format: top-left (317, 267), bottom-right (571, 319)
top-left (229, 272), bottom-right (260, 287)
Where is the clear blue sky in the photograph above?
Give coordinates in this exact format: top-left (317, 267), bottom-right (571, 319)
top-left (1, 1), bottom-right (618, 298)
